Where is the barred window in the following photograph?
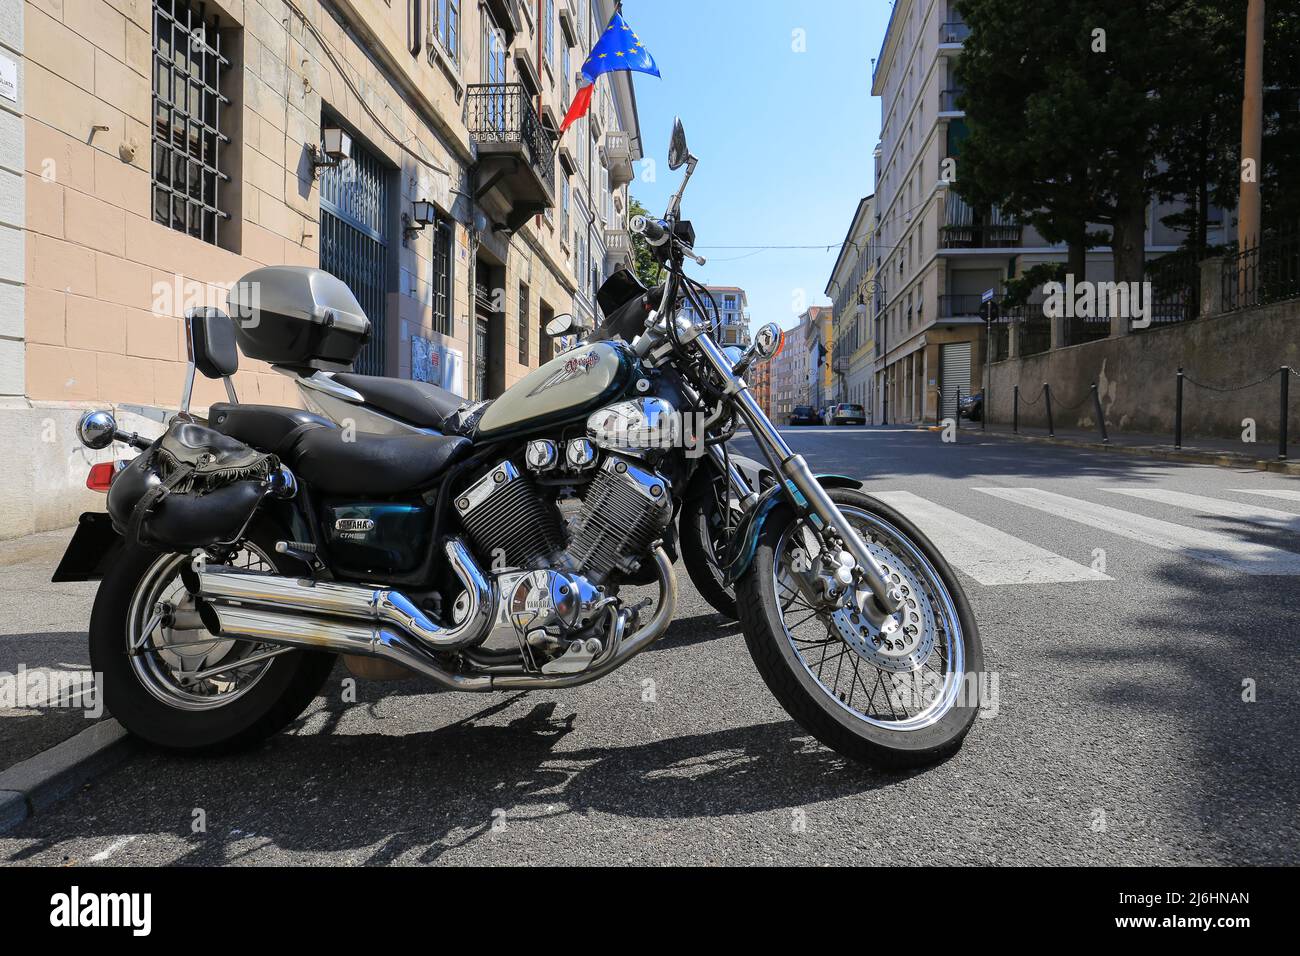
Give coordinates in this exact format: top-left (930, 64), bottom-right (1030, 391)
top-left (151, 0), bottom-right (231, 246)
top-left (430, 0), bottom-right (460, 63)
top-left (518, 283), bottom-right (530, 365)
top-left (431, 216), bottom-right (454, 336)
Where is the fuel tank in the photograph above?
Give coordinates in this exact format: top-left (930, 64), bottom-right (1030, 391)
top-left (475, 341), bottom-right (638, 440)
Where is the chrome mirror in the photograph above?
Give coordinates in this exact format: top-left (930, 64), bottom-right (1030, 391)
top-left (752, 322), bottom-right (784, 363)
top-left (77, 410), bottom-right (119, 450)
top-left (668, 118), bottom-right (690, 171)
top-left (545, 314), bottom-right (575, 337)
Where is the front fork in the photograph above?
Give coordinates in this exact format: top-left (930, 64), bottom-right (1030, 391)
top-left (693, 333), bottom-right (905, 625)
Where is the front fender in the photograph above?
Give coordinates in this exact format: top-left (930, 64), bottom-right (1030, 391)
top-left (721, 474), bottom-right (862, 585)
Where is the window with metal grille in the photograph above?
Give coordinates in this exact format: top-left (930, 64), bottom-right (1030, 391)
top-left (319, 128), bottom-right (392, 377)
top-left (431, 216), bottom-right (454, 336)
top-left (518, 283), bottom-right (530, 365)
top-left (151, 0), bottom-right (231, 246)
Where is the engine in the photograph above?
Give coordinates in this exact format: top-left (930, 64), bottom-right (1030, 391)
top-left (455, 447), bottom-right (672, 587)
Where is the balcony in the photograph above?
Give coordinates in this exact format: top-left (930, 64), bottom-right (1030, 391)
top-left (601, 130), bottom-right (635, 188)
top-left (939, 88), bottom-right (965, 115)
top-left (466, 83), bottom-right (557, 230)
top-left (939, 20), bottom-right (971, 45)
top-left (941, 194), bottom-right (1022, 250)
top-left (605, 225), bottom-right (633, 271)
top-left (938, 294), bottom-right (987, 318)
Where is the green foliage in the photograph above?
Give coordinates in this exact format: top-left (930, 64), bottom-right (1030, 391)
top-left (628, 196), bottom-right (665, 287)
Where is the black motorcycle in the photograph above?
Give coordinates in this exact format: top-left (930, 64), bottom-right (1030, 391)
top-left (58, 119), bottom-right (982, 767)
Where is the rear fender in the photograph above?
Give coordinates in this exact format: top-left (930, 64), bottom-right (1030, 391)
top-left (51, 513), bottom-right (123, 582)
top-left (721, 474), bottom-right (862, 584)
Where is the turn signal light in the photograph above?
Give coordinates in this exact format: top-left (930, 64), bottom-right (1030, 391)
top-left (86, 461), bottom-right (124, 492)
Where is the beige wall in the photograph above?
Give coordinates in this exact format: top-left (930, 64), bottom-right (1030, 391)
top-left (3, 0), bottom-right (640, 538)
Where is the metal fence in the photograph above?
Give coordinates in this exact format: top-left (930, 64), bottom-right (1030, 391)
top-left (1222, 226), bottom-right (1300, 313)
top-left (465, 82), bottom-right (556, 189)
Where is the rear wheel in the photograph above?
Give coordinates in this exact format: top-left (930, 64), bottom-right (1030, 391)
top-left (89, 530), bottom-right (336, 753)
top-left (737, 488), bottom-right (983, 768)
top-left (680, 473), bottom-right (740, 621)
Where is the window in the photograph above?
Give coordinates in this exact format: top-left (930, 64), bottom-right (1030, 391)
top-left (562, 44), bottom-right (571, 106)
top-left (518, 283), bottom-right (530, 365)
top-left (545, 0), bottom-right (555, 69)
top-left (151, 0), bottom-right (232, 247)
top-left (561, 178), bottom-right (570, 246)
top-left (482, 15), bottom-right (506, 84)
top-left (430, 215), bottom-right (454, 335)
top-left (430, 0), bottom-right (460, 62)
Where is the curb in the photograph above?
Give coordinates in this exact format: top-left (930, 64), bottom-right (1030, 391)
top-left (0, 719), bottom-right (134, 834)
top-left (976, 430), bottom-right (1300, 476)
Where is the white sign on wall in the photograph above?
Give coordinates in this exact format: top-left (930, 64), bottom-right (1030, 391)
top-left (0, 55), bottom-right (17, 103)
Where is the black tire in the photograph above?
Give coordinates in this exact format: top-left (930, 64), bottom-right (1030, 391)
top-left (736, 488), bottom-right (983, 769)
top-left (89, 528), bottom-right (336, 754)
top-left (679, 479), bottom-right (739, 621)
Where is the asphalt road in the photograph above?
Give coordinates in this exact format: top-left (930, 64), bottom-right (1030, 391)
top-left (3, 427), bottom-right (1299, 866)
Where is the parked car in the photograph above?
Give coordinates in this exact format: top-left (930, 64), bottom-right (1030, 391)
top-left (828, 403), bottom-right (867, 426)
top-left (788, 405), bottom-right (820, 426)
top-left (959, 392), bottom-right (984, 422)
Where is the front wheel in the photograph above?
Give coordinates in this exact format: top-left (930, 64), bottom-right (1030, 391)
top-left (737, 488), bottom-right (983, 768)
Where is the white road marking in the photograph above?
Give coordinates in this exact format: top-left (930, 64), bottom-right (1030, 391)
top-left (872, 490), bottom-right (1111, 586)
top-left (1103, 487), bottom-right (1300, 532)
top-left (976, 487), bottom-right (1300, 575)
top-left (90, 835), bottom-right (138, 862)
top-left (1230, 488), bottom-right (1300, 504)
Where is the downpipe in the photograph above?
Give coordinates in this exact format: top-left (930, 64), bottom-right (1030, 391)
top-left (195, 545), bottom-right (678, 692)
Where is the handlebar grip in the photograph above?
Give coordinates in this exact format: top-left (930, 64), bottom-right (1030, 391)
top-left (630, 215), bottom-right (669, 246)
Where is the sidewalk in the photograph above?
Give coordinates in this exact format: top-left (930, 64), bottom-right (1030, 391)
top-left (0, 528), bottom-right (105, 774)
top-left (954, 420), bottom-right (1300, 475)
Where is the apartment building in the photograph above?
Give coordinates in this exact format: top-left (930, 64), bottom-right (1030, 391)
top-left (680, 284), bottom-right (751, 347)
top-left (769, 305), bottom-right (818, 424)
top-left (802, 305), bottom-right (833, 411)
top-left (0, 0), bottom-right (640, 538)
top-left (870, 0), bottom-right (1225, 424)
top-left (825, 195), bottom-right (877, 419)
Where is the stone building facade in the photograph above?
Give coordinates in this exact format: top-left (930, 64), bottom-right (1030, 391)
top-left (0, 0), bottom-right (640, 538)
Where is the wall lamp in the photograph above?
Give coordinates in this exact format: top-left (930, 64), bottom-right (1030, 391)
top-left (311, 126), bottom-right (352, 176)
top-left (403, 199), bottom-right (438, 241)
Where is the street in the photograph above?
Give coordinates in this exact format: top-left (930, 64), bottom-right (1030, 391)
top-left (3, 428), bottom-right (1299, 866)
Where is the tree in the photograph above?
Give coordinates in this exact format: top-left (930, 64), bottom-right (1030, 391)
top-left (953, 0), bottom-right (1284, 283)
top-left (628, 196), bottom-right (665, 287)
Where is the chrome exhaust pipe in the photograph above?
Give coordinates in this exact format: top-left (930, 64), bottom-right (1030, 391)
top-left (196, 537), bottom-right (494, 652)
top-left (200, 547), bottom-right (677, 692)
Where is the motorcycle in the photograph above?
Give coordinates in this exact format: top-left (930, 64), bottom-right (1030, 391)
top-left (57, 119), bottom-right (982, 767)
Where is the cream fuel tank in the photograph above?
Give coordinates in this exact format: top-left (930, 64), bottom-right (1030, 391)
top-left (474, 341), bottom-right (640, 439)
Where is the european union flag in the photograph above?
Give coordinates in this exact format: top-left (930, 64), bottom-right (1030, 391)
top-left (560, 10), bottom-right (659, 135)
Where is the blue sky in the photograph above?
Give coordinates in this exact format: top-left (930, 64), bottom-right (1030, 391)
top-left (620, 0), bottom-right (893, 331)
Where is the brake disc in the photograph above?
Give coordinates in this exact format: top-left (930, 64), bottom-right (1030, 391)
top-left (829, 540), bottom-right (936, 674)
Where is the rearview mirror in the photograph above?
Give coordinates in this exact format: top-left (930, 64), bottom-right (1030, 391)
top-left (545, 314), bottom-right (575, 337)
top-left (668, 118), bottom-right (690, 171)
top-left (752, 322), bottom-right (784, 363)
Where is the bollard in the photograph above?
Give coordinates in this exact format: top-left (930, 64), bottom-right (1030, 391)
top-left (955, 388), bottom-right (961, 430)
top-left (1091, 383), bottom-right (1109, 444)
top-left (1281, 367), bottom-right (1290, 461)
top-left (1175, 367), bottom-right (1184, 450)
top-left (1044, 384), bottom-right (1055, 438)
top-left (1013, 385), bottom-right (1020, 434)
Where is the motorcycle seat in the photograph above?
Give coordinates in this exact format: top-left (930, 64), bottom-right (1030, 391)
top-left (288, 429), bottom-right (472, 496)
top-left (332, 373), bottom-right (469, 431)
top-left (209, 403), bottom-right (335, 457)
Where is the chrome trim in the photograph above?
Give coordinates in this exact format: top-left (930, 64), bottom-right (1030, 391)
top-left (197, 538), bottom-right (495, 652)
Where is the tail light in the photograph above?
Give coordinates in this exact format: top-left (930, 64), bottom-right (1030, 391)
top-left (86, 460), bottom-right (127, 493)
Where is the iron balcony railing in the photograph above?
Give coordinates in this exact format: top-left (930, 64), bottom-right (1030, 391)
top-left (466, 82), bottom-right (556, 187)
top-left (939, 294), bottom-right (987, 318)
top-left (939, 20), bottom-right (971, 43)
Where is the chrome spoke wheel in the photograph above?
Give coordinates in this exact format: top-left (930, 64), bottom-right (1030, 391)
top-left (126, 546), bottom-right (281, 711)
top-left (773, 506), bottom-right (965, 732)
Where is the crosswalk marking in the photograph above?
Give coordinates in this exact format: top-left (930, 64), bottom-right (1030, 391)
top-left (872, 490), bottom-right (1111, 586)
top-left (975, 487), bottom-right (1300, 576)
top-left (1230, 488), bottom-right (1300, 505)
top-left (1103, 487), bottom-right (1300, 532)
